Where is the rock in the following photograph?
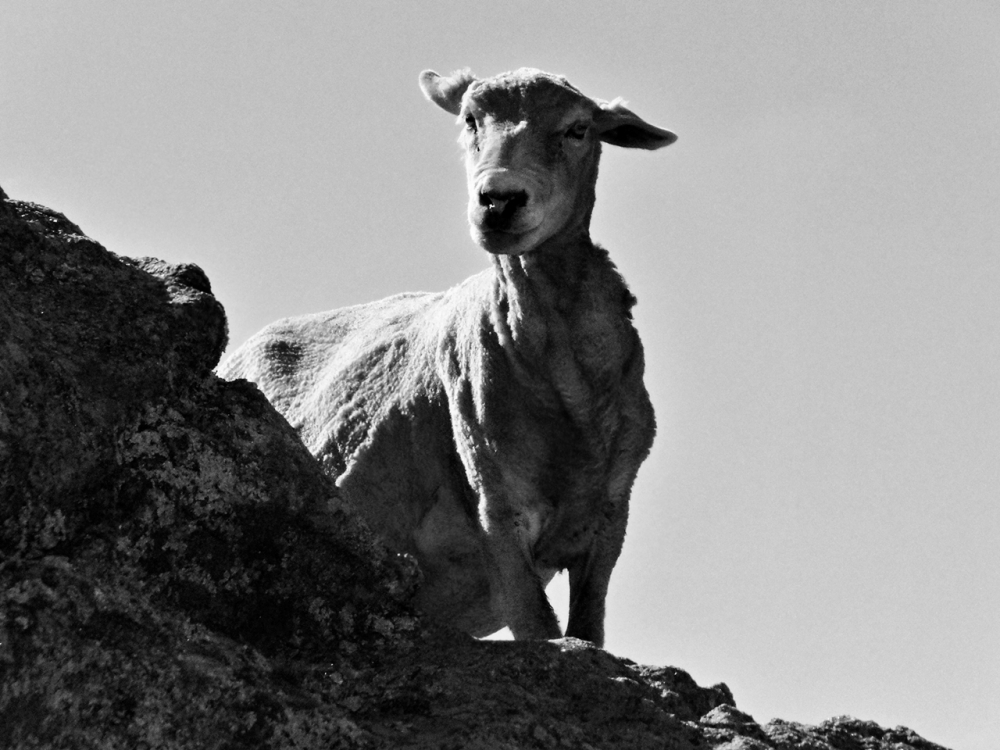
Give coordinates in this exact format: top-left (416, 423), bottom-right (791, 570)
top-left (0, 188), bottom-right (421, 748)
top-left (762, 716), bottom-right (955, 750)
top-left (0, 185), bottom-right (953, 749)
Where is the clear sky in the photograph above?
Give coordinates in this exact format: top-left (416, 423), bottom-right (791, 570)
top-left (3, 3), bottom-right (998, 748)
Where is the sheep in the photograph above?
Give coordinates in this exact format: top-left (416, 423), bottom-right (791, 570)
top-left (217, 68), bottom-right (676, 646)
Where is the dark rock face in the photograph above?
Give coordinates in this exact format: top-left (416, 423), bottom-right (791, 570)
top-left (0, 186), bottom-right (950, 749)
top-left (0, 188), bottom-right (420, 747)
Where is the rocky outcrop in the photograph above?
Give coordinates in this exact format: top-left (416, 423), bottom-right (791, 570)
top-left (0, 185), bottom-right (950, 749)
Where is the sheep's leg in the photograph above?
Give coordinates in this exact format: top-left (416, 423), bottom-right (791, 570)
top-left (499, 555), bottom-right (562, 641)
top-left (483, 511), bottom-right (562, 641)
top-left (565, 557), bottom-right (610, 647)
top-left (565, 504), bottom-right (628, 647)
top-left (445, 376), bottom-right (561, 639)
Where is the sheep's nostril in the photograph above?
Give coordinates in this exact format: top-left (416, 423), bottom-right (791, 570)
top-left (480, 190), bottom-right (529, 216)
top-left (509, 191), bottom-right (528, 209)
top-left (480, 190), bottom-right (529, 231)
top-left (479, 192), bottom-right (507, 212)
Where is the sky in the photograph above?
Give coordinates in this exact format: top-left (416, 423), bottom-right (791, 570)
top-left (2, 3), bottom-right (998, 748)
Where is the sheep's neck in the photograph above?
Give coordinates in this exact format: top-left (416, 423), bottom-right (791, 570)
top-left (492, 245), bottom-right (587, 351)
top-left (489, 236), bottom-right (631, 424)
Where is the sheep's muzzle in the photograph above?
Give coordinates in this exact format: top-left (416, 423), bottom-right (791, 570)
top-left (479, 189), bottom-right (529, 231)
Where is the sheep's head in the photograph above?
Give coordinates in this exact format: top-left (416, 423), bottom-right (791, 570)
top-left (420, 67), bottom-right (676, 256)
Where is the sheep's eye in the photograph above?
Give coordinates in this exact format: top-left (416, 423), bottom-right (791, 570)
top-left (465, 115), bottom-right (477, 133)
top-left (565, 123), bottom-right (589, 140)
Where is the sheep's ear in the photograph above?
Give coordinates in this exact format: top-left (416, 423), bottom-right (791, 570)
top-left (419, 69), bottom-right (476, 115)
top-left (594, 99), bottom-right (676, 150)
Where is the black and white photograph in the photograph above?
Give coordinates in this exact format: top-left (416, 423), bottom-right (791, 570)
top-left (2, 3), bottom-right (996, 748)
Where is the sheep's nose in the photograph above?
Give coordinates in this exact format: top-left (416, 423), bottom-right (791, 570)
top-left (479, 189), bottom-right (528, 212)
top-left (479, 189), bottom-right (528, 229)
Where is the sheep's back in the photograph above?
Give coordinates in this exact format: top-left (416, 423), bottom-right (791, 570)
top-left (228, 291), bottom-right (439, 428)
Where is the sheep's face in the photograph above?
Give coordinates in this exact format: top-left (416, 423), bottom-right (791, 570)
top-left (458, 75), bottom-right (601, 255)
top-left (420, 68), bottom-right (677, 256)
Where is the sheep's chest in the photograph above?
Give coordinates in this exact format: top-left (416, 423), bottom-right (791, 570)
top-left (466, 253), bottom-right (651, 569)
top-left (490, 361), bottom-right (636, 568)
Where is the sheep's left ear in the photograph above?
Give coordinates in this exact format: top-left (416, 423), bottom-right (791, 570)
top-left (594, 99), bottom-right (676, 150)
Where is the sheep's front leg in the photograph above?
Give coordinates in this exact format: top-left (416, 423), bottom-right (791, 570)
top-left (565, 502), bottom-right (628, 648)
top-left (482, 505), bottom-right (562, 641)
top-left (444, 373), bottom-right (560, 640)
top-left (565, 558), bottom-right (611, 647)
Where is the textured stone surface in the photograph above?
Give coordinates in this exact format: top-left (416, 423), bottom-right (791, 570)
top-left (0, 185), bottom-right (951, 749)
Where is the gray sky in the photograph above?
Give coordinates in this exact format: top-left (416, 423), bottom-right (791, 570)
top-left (3, 3), bottom-right (998, 748)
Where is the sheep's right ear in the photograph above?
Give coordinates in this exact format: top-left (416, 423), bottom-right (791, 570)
top-left (419, 69), bottom-right (476, 115)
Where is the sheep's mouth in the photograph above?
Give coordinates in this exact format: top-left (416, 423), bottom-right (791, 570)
top-left (473, 198), bottom-right (545, 228)
top-left (471, 207), bottom-right (535, 236)
top-left (468, 189), bottom-right (548, 254)
top-left (473, 223), bottom-right (545, 255)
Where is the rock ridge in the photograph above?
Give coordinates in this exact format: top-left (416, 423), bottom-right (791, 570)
top-left (0, 186), bottom-right (950, 749)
